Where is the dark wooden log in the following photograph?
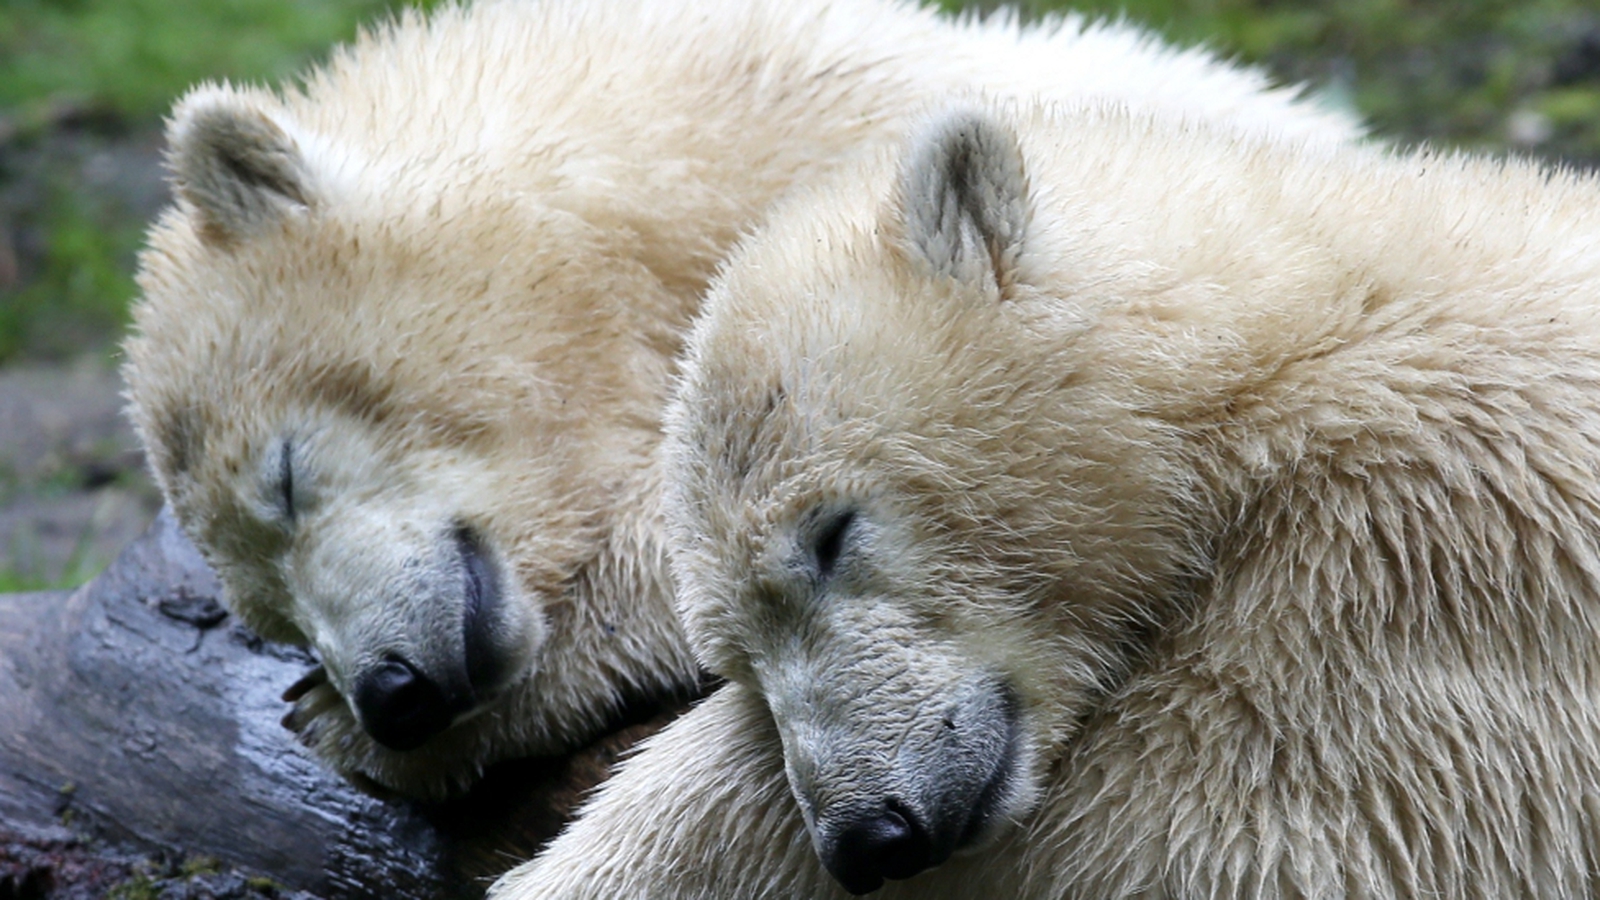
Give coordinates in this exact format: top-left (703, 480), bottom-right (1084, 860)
top-left (0, 509), bottom-right (688, 899)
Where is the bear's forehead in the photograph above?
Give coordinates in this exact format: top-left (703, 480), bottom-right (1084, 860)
top-left (144, 342), bottom-right (511, 481)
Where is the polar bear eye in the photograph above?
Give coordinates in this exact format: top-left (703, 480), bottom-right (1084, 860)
top-left (278, 437), bottom-right (295, 522)
top-left (811, 508), bottom-right (857, 581)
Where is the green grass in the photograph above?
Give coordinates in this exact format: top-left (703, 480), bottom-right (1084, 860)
top-left (0, 566), bottom-right (95, 593)
top-left (0, 571), bottom-right (53, 592)
top-left (0, 519), bottom-right (104, 592)
top-left (0, 180), bottom-right (143, 362)
top-left (0, 0), bottom-right (443, 126)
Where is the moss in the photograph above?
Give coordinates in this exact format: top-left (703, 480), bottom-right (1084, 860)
top-left (105, 873), bottom-right (159, 900)
top-left (179, 855), bottom-right (222, 878)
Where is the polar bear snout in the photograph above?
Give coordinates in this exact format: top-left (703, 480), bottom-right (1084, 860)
top-left (798, 679), bottom-right (1024, 894)
top-left (344, 522), bottom-right (515, 752)
top-left (819, 798), bottom-right (936, 895)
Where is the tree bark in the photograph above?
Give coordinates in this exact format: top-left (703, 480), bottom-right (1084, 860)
top-left (0, 509), bottom-right (688, 899)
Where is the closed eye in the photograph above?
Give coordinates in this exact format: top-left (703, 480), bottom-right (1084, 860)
top-left (812, 508), bottom-right (856, 581)
top-left (279, 437), bottom-right (295, 522)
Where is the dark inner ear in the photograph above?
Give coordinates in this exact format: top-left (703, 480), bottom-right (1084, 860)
top-left (938, 136), bottom-right (1009, 280)
top-left (218, 140), bottom-right (307, 205)
top-left (169, 97), bottom-right (313, 244)
top-left (899, 109), bottom-right (1029, 293)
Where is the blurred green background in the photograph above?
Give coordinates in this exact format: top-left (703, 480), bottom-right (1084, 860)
top-left (4, 0), bottom-right (1598, 367)
top-left (0, 0), bottom-right (443, 363)
top-left (0, 0), bottom-right (1597, 589)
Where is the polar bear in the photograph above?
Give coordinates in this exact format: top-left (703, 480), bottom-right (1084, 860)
top-left (124, 0), bottom-right (1360, 799)
top-left (492, 100), bottom-right (1600, 898)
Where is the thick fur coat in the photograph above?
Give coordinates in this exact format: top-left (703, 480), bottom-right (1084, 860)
top-left (124, 0), bottom-right (1358, 799)
top-left (495, 99), bottom-right (1600, 897)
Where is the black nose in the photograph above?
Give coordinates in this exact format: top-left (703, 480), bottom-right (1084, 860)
top-left (351, 656), bottom-right (466, 751)
top-left (821, 801), bottom-right (937, 895)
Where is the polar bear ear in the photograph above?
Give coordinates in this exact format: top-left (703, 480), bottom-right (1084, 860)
top-left (166, 87), bottom-right (315, 245)
top-left (895, 108), bottom-right (1029, 296)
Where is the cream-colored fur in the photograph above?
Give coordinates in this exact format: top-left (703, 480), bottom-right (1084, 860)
top-left (125, 0), bottom-right (1360, 800)
top-left (494, 101), bottom-right (1600, 897)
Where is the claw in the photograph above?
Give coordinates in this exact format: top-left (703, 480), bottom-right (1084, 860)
top-left (281, 701), bottom-right (322, 740)
top-left (346, 770), bottom-right (401, 802)
top-left (282, 665), bottom-right (328, 702)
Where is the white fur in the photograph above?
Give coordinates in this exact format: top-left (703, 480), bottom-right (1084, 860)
top-left (495, 101), bottom-right (1600, 897)
top-left (126, 0), bottom-right (1360, 799)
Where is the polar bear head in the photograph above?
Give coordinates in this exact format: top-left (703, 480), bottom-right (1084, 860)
top-left (125, 86), bottom-right (694, 799)
top-left (664, 106), bottom-right (1214, 893)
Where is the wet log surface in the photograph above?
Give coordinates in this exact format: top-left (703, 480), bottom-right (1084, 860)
top-left (0, 509), bottom-right (688, 899)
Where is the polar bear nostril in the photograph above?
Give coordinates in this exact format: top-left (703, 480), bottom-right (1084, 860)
top-left (821, 799), bottom-right (936, 895)
top-left (352, 656), bottom-right (462, 751)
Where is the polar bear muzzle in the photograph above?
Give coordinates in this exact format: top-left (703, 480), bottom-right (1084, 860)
top-left (804, 681), bottom-right (1022, 895)
top-left (349, 524), bottom-right (506, 751)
